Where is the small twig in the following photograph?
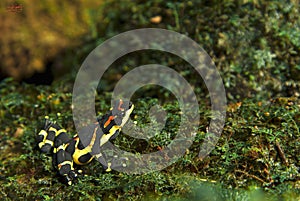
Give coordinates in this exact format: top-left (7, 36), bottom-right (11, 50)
top-left (275, 141), bottom-right (289, 166)
top-left (235, 170), bottom-right (266, 183)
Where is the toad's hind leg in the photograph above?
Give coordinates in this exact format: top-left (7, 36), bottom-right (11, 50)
top-left (54, 143), bottom-right (82, 185)
top-left (51, 124), bottom-right (82, 185)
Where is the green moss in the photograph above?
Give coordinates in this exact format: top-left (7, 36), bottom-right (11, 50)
top-left (1, 0), bottom-right (299, 200)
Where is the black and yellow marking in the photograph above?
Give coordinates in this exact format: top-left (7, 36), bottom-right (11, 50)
top-left (37, 99), bottom-right (134, 185)
top-left (36, 116), bottom-right (56, 153)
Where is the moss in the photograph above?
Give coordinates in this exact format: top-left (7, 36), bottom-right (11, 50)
top-left (1, 0), bottom-right (300, 200)
top-left (1, 76), bottom-right (299, 200)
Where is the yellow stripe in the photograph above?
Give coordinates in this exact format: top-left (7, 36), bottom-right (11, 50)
top-left (44, 139), bottom-right (54, 146)
top-left (86, 127), bottom-right (98, 150)
top-left (57, 143), bottom-right (69, 151)
top-left (58, 161), bottom-right (74, 170)
top-left (49, 127), bottom-right (57, 132)
top-left (38, 131), bottom-right (54, 148)
top-left (73, 153), bottom-right (94, 165)
top-left (100, 126), bottom-right (120, 147)
top-left (73, 127), bottom-right (98, 165)
top-left (38, 130), bottom-right (48, 137)
top-left (56, 129), bottom-right (67, 136)
top-left (38, 142), bottom-right (45, 149)
top-left (38, 130), bottom-right (48, 148)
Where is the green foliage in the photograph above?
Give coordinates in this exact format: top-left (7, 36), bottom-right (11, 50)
top-left (1, 76), bottom-right (299, 200)
top-left (0, 0), bottom-right (299, 200)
